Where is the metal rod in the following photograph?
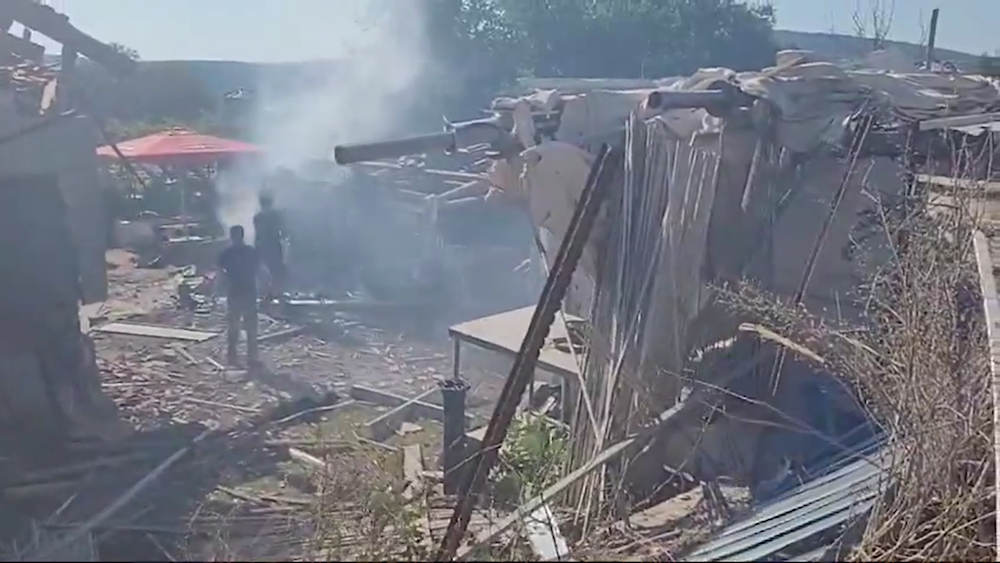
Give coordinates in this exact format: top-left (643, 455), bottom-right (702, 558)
top-left (435, 144), bottom-right (622, 560)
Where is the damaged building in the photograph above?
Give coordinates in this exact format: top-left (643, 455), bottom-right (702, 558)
top-left (335, 48), bottom-right (1000, 560)
top-left (0, 1), bottom-right (135, 450)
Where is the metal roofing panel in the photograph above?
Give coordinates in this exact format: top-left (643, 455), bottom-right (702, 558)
top-left (684, 447), bottom-right (890, 562)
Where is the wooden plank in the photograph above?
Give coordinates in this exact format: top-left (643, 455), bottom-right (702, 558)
top-left (402, 444), bottom-right (434, 549)
top-left (918, 112), bottom-right (1000, 131)
top-left (348, 385), bottom-right (473, 424)
top-left (917, 174), bottom-right (1000, 192)
top-left (94, 322), bottom-right (218, 342)
top-left (288, 447), bottom-right (326, 471)
top-left (365, 387), bottom-right (438, 442)
top-left (258, 325), bottom-right (305, 343)
top-left (523, 504), bottom-right (570, 561)
top-left (972, 231), bottom-right (1000, 557)
top-left (402, 444), bottom-right (424, 500)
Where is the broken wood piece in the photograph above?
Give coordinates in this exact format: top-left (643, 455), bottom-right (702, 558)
top-left (401, 444), bottom-right (434, 547)
top-left (217, 486), bottom-right (268, 506)
top-left (421, 470), bottom-right (444, 482)
top-left (183, 397), bottom-right (259, 414)
top-left (349, 384), bottom-right (474, 426)
top-left (205, 356), bottom-right (224, 371)
top-left (172, 345), bottom-right (199, 365)
top-left (402, 444), bottom-right (424, 500)
top-left (272, 398), bottom-right (356, 427)
top-left (352, 432), bottom-right (400, 454)
top-left (258, 325), bottom-right (305, 344)
top-left (405, 354), bottom-right (446, 363)
top-left (263, 438), bottom-right (353, 448)
top-left (364, 387), bottom-right (437, 441)
top-left (628, 488), bottom-right (704, 531)
top-left (94, 322), bottom-right (218, 342)
top-left (465, 425), bottom-right (488, 450)
top-left (287, 447), bottom-right (326, 471)
top-left (523, 504), bottom-right (570, 562)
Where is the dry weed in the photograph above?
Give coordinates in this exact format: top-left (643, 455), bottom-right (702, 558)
top-left (718, 153), bottom-right (995, 560)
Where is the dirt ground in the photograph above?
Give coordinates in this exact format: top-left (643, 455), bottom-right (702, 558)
top-left (0, 249), bottom-right (523, 561)
top-left (93, 249), bottom-right (505, 430)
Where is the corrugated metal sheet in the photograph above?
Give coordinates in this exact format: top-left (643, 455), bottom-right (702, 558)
top-left (684, 445), bottom-right (891, 562)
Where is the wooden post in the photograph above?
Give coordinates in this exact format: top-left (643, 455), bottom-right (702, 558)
top-left (436, 145), bottom-right (622, 561)
top-left (924, 8), bottom-right (940, 70)
top-left (57, 43), bottom-right (77, 113)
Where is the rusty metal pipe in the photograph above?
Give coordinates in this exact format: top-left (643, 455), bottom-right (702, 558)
top-left (334, 131), bottom-right (457, 165)
top-left (334, 115), bottom-right (511, 165)
top-left (645, 83), bottom-right (755, 112)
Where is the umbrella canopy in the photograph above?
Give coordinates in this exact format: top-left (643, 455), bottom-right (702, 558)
top-left (96, 128), bottom-right (263, 166)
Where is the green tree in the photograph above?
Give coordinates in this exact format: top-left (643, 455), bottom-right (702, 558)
top-left (431, 0), bottom-right (777, 88)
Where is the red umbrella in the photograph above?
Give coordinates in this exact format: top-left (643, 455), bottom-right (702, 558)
top-left (96, 128), bottom-right (263, 165)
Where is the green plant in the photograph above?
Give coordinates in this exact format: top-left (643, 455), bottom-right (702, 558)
top-left (493, 413), bottom-right (568, 506)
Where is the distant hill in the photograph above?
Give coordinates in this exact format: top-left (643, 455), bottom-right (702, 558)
top-left (66, 29), bottom-right (982, 124)
top-left (773, 29), bottom-right (980, 68)
top-left (167, 31), bottom-right (981, 100)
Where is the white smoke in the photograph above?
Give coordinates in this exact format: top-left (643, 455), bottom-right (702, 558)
top-left (215, 0), bottom-right (437, 237)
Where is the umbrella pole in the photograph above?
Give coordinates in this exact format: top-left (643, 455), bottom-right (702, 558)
top-left (180, 174), bottom-right (187, 223)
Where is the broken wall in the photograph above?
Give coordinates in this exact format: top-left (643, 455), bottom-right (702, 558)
top-left (0, 110), bottom-right (108, 303)
top-left (0, 107), bottom-right (116, 439)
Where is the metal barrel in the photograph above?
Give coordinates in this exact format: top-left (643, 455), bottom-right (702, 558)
top-left (439, 378), bottom-right (470, 495)
top-left (645, 89), bottom-right (731, 110)
top-left (334, 131), bottom-right (457, 165)
top-left (645, 82), bottom-right (755, 112)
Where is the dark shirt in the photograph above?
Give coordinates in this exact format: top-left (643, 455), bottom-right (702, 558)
top-left (253, 208), bottom-right (283, 256)
top-left (218, 243), bottom-right (259, 297)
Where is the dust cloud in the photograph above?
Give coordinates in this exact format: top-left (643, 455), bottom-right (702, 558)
top-left (214, 0), bottom-right (439, 242)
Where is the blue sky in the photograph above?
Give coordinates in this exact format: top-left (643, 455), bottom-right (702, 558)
top-left (32, 0), bottom-right (1000, 62)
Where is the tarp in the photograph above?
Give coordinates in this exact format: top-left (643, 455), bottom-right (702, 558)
top-left (96, 128), bottom-right (262, 165)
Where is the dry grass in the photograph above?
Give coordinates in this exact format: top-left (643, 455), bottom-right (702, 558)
top-left (718, 152), bottom-right (996, 560)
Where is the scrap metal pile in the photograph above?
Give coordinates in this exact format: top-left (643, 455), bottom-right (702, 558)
top-left (335, 49), bottom-right (1000, 560)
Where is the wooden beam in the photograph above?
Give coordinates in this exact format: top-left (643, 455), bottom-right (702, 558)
top-left (55, 43), bottom-right (77, 113)
top-left (971, 231), bottom-right (1000, 558)
top-left (917, 174), bottom-right (1000, 193)
top-left (5, 0), bottom-right (136, 75)
top-left (0, 29), bottom-right (43, 62)
top-left (919, 112), bottom-right (1000, 131)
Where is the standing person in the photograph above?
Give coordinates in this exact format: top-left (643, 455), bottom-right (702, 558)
top-left (218, 225), bottom-right (260, 367)
top-left (253, 192), bottom-right (285, 303)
